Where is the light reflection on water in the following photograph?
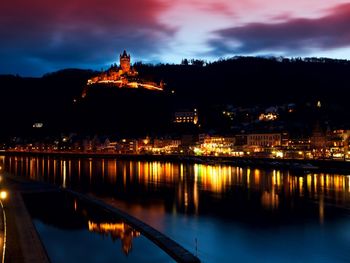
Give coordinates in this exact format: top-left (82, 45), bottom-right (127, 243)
top-left (23, 190), bottom-right (171, 263)
top-left (5, 156), bottom-right (350, 201)
top-left (3, 155), bottom-right (350, 262)
top-left (87, 221), bottom-right (140, 255)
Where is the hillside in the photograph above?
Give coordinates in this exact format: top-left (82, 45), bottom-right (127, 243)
top-left (1, 56), bottom-right (350, 139)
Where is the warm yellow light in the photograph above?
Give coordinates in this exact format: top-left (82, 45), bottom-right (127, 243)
top-left (0, 191), bottom-right (8, 200)
top-left (276, 151), bottom-right (284, 158)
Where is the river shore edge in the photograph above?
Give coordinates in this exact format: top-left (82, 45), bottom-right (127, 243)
top-left (2, 151), bottom-right (350, 174)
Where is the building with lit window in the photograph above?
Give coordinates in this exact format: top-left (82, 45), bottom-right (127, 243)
top-left (245, 133), bottom-right (288, 157)
top-left (151, 138), bottom-right (181, 154)
top-left (174, 109), bottom-right (198, 124)
top-left (247, 133), bottom-right (285, 147)
top-left (118, 139), bottom-right (138, 154)
top-left (196, 134), bottom-right (235, 155)
top-left (258, 112), bottom-right (278, 121)
top-left (326, 129), bottom-right (350, 158)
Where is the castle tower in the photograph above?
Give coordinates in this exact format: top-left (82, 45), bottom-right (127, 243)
top-left (120, 50), bottom-right (131, 73)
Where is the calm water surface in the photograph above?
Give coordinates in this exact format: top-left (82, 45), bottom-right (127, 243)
top-left (23, 191), bottom-right (172, 263)
top-left (2, 155), bottom-right (350, 263)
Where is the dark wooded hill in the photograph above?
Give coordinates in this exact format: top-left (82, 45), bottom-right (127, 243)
top-left (1, 56), bottom-right (349, 139)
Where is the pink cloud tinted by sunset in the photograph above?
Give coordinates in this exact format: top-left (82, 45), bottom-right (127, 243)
top-left (1, 0), bottom-right (349, 75)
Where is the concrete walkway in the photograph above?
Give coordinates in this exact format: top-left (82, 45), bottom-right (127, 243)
top-left (0, 199), bottom-right (5, 263)
top-left (1, 174), bottom-right (50, 263)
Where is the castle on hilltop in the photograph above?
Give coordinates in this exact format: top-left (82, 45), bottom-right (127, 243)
top-left (84, 50), bottom-right (163, 96)
top-left (87, 50), bottom-right (138, 85)
top-left (120, 50), bottom-right (131, 73)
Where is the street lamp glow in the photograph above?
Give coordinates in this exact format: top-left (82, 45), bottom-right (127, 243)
top-left (0, 191), bottom-right (7, 200)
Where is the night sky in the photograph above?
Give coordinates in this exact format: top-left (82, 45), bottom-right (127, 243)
top-left (1, 0), bottom-right (350, 76)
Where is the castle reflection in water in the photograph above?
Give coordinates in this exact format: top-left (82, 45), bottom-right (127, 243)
top-left (2, 155), bottom-right (350, 222)
top-left (88, 221), bottom-right (140, 255)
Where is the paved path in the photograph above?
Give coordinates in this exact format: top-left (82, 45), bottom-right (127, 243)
top-left (1, 173), bottom-right (51, 263)
top-left (0, 199), bottom-right (5, 263)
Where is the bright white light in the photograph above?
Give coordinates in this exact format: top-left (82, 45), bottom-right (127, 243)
top-left (276, 151), bottom-right (284, 158)
top-left (32, 123), bottom-right (43, 128)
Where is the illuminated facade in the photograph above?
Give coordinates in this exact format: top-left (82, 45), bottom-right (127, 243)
top-left (247, 133), bottom-right (283, 147)
top-left (327, 129), bottom-right (350, 158)
top-left (196, 135), bottom-right (235, 155)
top-left (118, 139), bottom-right (138, 154)
top-left (120, 50), bottom-right (131, 73)
top-left (174, 109), bottom-right (198, 124)
top-left (258, 112), bottom-right (278, 121)
top-left (152, 139), bottom-right (181, 154)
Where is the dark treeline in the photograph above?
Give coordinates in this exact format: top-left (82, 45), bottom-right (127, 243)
top-left (1, 56), bottom-right (350, 139)
top-left (135, 56), bottom-right (350, 105)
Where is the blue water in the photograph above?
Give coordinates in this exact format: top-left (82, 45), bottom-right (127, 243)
top-left (34, 220), bottom-right (172, 263)
top-left (3, 155), bottom-right (350, 262)
top-left (110, 197), bottom-right (350, 263)
top-left (22, 191), bottom-right (173, 263)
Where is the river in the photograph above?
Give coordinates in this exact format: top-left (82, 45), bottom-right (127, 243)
top-left (2, 155), bottom-right (350, 262)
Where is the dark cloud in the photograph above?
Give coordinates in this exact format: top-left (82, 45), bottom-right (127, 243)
top-left (0, 0), bottom-right (175, 76)
top-left (208, 3), bottom-right (350, 57)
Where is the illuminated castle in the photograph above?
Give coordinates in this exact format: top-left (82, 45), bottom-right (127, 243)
top-left (83, 50), bottom-right (163, 97)
top-left (120, 50), bottom-right (131, 73)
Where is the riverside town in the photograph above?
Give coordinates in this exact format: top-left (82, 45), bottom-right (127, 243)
top-left (2, 6), bottom-right (350, 261)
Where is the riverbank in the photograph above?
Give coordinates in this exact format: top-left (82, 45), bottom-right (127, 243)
top-left (1, 174), bottom-right (51, 263)
top-left (3, 151), bottom-right (350, 174)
